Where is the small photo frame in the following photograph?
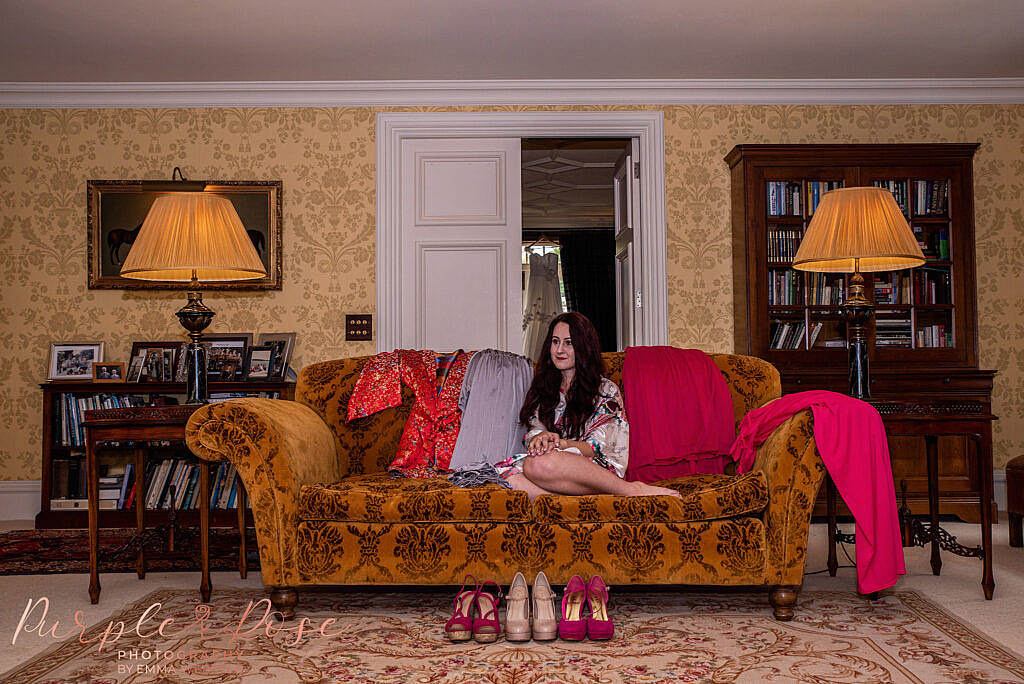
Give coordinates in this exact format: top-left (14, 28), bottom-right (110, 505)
top-left (257, 332), bottom-right (296, 378)
top-left (92, 362), bottom-right (125, 382)
top-left (48, 343), bottom-right (105, 381)
top-left (244, 346), bottom-right (275, 379)
top-left (126, 353), bottom-right (147, 383)
top-left (129, 341), bottom-right (183, 383)
top-left (202, 333), bottom-right (252, 382)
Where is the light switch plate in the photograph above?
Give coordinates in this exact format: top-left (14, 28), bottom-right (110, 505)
top-left (346, 314), bottom-right (373, 341)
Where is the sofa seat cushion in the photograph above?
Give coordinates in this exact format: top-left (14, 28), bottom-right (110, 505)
top-left (533, 471), bottom-right (768, 524)
top-left (300, 473), bottom-right (532, 523)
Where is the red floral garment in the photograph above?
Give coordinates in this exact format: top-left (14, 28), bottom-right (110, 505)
top-left (347, 349), bottom-right (474, 477)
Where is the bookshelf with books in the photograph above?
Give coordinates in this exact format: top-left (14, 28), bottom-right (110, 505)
top-left (727, 144), bottom-right (995, 522)
top-left (37, 379), bottom-right (295, 529)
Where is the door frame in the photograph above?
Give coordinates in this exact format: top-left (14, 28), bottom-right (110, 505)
top-left (376, 110), bottom-right (668, 352)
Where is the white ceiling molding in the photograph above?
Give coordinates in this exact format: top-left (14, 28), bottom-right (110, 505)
top-left (2, 78), bottom-right (1024, 108)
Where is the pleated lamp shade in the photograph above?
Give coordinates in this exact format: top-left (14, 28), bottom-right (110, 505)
top-left (794, 187), bottom-right (925, 273)
top-left (120, 193), bottom-right (266, 282)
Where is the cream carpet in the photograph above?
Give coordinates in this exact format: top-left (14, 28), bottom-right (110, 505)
top-left (0, 521), bottom-right (1022, 682)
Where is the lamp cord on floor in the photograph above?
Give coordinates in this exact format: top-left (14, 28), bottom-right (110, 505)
top-left (806, 537), bottom-right (857, 575)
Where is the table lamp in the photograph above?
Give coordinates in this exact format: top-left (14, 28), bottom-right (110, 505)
top-left (793, 186), bottom-right (925, 399)
top-left (120, 192), bottom-right (266, 404)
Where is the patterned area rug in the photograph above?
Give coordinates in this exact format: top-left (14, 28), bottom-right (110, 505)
top-left (0, 528), bottom-right (259, 575)
top-left (4, 589), bottom-right (1023, 683)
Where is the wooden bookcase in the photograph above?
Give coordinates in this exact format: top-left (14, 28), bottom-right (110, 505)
top-left (36, 379), bottom-right (295, 529)
top-left (726, 144), bottom-right (996, 522)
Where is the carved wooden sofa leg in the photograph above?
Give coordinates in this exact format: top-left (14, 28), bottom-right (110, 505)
top-left (270, 586), bottom-right (298, 621)
top-left (769, 586), bottom-right (799, 621)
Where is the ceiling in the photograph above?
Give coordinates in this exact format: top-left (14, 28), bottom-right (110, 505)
top-left (1, 0), bottom-right (1022, 82)
top-left (522, 139), bottom-right (627, 229)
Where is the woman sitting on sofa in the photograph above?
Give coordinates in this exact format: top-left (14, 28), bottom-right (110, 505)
top-left (496, 311), bottom-right (680, 500)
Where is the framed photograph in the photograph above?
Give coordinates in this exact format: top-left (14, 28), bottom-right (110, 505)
top-left (48, 343), bottom-right (105, 381)
top-left (257, 332), bottom-right (296, 378)
top-left (126, 353), bottom-right (147, 383)
top-left (87, 180), bottom-right (282, 290)
top-left (244, 346), bottom-right (276, 380)
top-left (92, 362), bottom-right (125, 382)
top-left (129, 341), bottom-right (183, 383)
top-left (202, 333), bottom-right (252, 381)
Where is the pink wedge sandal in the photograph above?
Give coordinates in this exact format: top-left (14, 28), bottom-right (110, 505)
top-left (444, 574), bottom-right (479, 642)
top-left (472, 580), bottom-right (504, 643)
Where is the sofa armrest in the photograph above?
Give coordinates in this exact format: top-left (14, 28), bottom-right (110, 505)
top-left (185, 398), bottom-right (341, 587)
top-left (750, 409), bottom-right (827, 586)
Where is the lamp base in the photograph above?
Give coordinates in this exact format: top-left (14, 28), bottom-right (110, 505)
top-left (842, 271), bottom-right (874, 400)
top-left (175, 289), bottom-right (214, 405)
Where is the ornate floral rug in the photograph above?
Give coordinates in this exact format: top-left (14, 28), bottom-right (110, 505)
top-left (4, 588), bottom-right (1023, 683)
top-left (0, 528), bottom-right (259, 575)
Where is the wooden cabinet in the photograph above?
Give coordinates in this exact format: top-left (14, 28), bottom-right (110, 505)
top-left (726, 144), bottom-right (996, 522)
top-left (36, 379), bottom-right (295, 529)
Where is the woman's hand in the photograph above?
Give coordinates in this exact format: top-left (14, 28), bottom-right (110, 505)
top-left (528, 431), bottom-right (559, 455)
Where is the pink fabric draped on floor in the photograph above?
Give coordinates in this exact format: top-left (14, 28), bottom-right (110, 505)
top-left (731, 389), bottom-right (906, 594)
top-left (623, 346), bottom-right (735, 482)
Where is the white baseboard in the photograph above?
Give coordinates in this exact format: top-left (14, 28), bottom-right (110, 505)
top-left (994, 469), bottom-right (1006, 513)
top-left (0, 480), bottom-right (41, 521)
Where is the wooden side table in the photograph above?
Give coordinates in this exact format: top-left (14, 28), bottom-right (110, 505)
top-left (825, 398), bottom-right (997, 599)
top-left (83, 405), bottom-right (244, 604)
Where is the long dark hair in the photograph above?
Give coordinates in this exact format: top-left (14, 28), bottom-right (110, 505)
top-left (520, 311), bottom-right (606, 439)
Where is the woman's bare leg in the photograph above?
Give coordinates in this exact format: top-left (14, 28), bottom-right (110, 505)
top-left (522, 451), bottom-right (681, 498)
top-left (506, 472), bottom-right (559, 501)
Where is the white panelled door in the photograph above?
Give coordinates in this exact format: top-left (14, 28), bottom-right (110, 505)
top-left (399, 138), bottom-right (522, 351)
top-left (613, 139), bottom-right (642, 350)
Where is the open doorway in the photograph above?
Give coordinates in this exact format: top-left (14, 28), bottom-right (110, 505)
top-left (375, 111), bottom-right (667, 354)
top-left (521, 138), bottom-right (630, 359)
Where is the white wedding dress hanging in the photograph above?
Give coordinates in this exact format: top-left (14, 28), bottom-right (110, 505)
top-left (522, 251), bottom-right (564, 360)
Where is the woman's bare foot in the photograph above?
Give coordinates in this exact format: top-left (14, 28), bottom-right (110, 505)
top-left (627, 481), bottom-right (682, 498)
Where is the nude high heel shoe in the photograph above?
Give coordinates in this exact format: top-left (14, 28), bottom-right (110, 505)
top-left (531, 571), bottom-right (558, 641)
top-left (505, 572), bottom-right (531, 642)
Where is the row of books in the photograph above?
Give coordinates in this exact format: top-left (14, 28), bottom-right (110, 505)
top-left (914, 225), bottom-right (951, 260)
top-left (872, 180), bottom-right (910, 216)
top-left (59, 393), bottom-right (149, 447)
top-left (768, 269), bottom-right (802, 306)
top-left (915, 180), bottom-right (949, 216)
top-left (50, 459), bottom-right (244, 511)
top-left (766, 182), bottom-right (802, 216)
top-left (56, 390), bottom-right (283, 447)
top-left (808, 273), bottom-right (845, 306)
top-left (767, 229), bottom-right (802, 261)
top-left (914, 268), bottom-right (953, 305)
top-left (769, 321), bottom-right (830, 350)
top-left (875, 318), bottom-right (913, 347)
top-left (917, 324), bottom-right (953, 348)
top-left (873, 272), bottom-right (913, 305)
top-left (806, 181), bottom-right (843, 215)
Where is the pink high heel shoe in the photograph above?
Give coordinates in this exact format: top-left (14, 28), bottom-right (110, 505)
top-left (586, 574), bottom-right (614, 640)
top-left (558, 575), bottom-right (588, 641)
top-left (444, 574), bottom-right (478, 642)
top-left (472, 580), bottom-right (504, 643)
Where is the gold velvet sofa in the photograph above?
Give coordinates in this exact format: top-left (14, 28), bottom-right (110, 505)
top-left (185, 352), bottom-right (826, 621)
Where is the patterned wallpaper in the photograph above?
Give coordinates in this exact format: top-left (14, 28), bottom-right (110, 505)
top-left (0, 104), bottom-right (1021, 481)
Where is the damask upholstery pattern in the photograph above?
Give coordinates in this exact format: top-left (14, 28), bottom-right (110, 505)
top-left (300, 474), bottom-right (532, 523)
top-left (2, 105), bottom-right (1021, 482)
top-left (295, 518), bottom-right (766, 586)
top-left (532, 471), bottom-right (768, 523)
